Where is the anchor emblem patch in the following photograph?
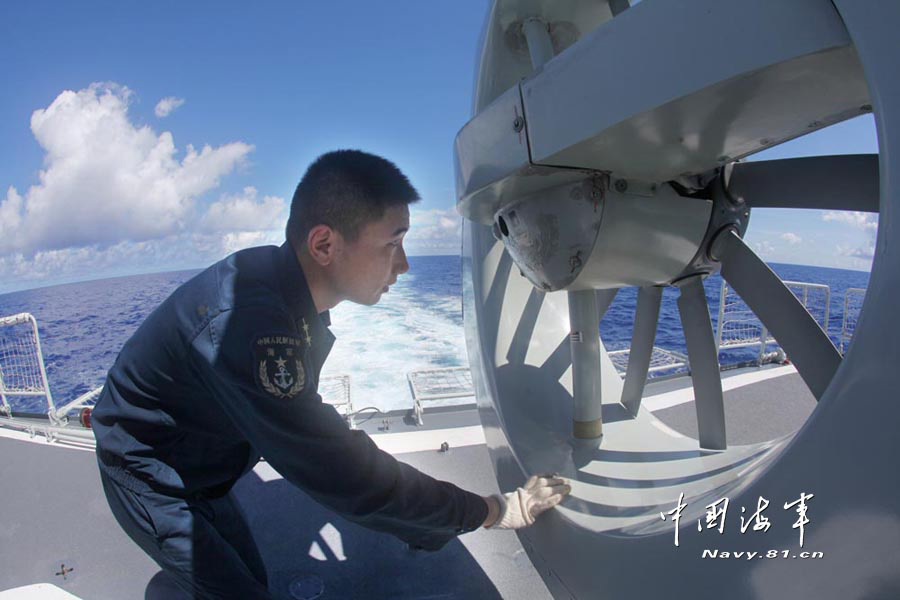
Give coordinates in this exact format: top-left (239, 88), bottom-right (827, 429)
top-left (253, 333), bottom-right (306, 399)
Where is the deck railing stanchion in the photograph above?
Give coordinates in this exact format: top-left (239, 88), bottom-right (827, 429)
top-left (716, 281), bottom-right (727, 351)
top-left (0, 369), bottom-right (11, 417)
top-left (718, 280), bottom-right (831, 364)
top-left (840, 288), bottom-right (866, 354)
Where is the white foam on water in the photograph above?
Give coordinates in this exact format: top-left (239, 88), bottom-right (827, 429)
top-left (318, 274), bottom-right (469, 413)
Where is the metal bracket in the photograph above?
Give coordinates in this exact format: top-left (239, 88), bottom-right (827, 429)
top-left (44, 427), bottom-right (58, 444)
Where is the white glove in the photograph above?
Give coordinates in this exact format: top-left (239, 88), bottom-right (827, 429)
top-left (488, 474), bottom-right (571, 530)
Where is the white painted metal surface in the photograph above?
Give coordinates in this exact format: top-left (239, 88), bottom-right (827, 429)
top-left (457, 0), bottom-right (898, 597)
top-left (0, 584), bottom-right (83, 599)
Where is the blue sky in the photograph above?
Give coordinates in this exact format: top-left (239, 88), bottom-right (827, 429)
top-left (0, 1), bottom-right (879, 293)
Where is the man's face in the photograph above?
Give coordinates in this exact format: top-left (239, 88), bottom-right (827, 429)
top-left (332, 204), bottom-right (410, 306)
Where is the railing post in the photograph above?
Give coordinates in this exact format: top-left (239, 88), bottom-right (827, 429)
top-left (758, 325), bottom-right (769, 365)
top-left (840, 288), bottom-right (859, 354)
top-left (715, 281), bottom-right (727, 351)
top-left (26, 315), bottom-right (61, 425)
top-left (0, 369), bottom-right (10, 417)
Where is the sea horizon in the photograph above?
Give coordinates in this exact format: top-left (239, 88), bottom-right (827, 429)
top-left (0, 255), bottom-right (870, 415)
top-left (0, 254), bottom-right (874, 298)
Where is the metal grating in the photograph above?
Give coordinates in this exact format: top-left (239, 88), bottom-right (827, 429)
top-left (0, 318), bottom-right (46, 395)
top-left (1, 312), bottom-right (101, 424)
top-left (407, 367), bottom-right (475, 426)
top-left (408, 367), bottom-right (474, 402)
top-left (319, 375), bottom-right (352, 415)
top-left (608, 346), bottom-right (688, 376)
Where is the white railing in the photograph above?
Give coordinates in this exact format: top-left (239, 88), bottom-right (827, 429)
top-left (0, 312), bottom-right (102, 425)
top-left (407, 367), bottom-right (474, 425)
top-left (2, 281), bottom-right (865, 436)
top-left (0, 312), bottom-right (57, 422)
top-left (840, 288), bottom-right (866, 354)
top-left (319, 375), bottom-right (354, 427)
top-left (715, 280), bottom-right (830, 363)
top-left (54, 387), bottom-right (105, 422)
top-left (0, 310), bottom-right (357, 433)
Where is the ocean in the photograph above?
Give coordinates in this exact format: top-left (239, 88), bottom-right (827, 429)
top-left (0, 255), bottom-right (869, 415)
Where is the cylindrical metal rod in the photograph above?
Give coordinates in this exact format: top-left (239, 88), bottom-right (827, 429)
top-left (568, 290), bottom-right (603, 439)
top-left (758, 324), bottom-right (768, 365)
top-left (522, 18), bottom-right (555, 69)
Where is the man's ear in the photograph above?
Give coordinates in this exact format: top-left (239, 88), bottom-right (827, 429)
top-left (307, 224), bottom-right (342, 266)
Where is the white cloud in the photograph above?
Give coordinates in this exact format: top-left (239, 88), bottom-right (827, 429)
top-left (837, 242), bottom-right (875, 261)
top-left (823, 210), bottom-right (878, 232)
top-left (824, 210), bottom-right (878, 263)
top-left (0, 83), bottom-right (253, 255)
top-left (220, 231), bottom-right (281, 255)
top-left (780, 232), bottom-right (802, 245)
top-left (200, 186), bottom-right (287, 233)
top-left (154, 96), bottom-right (185, 118)
top-left (0, 83), bottom-right (293, 291)
top-left (0, 231), bottom-right (285, 290)
top-left (754, 240), bottom-right (776, 257)
top-left (406, 207), bottom-right (462, 255)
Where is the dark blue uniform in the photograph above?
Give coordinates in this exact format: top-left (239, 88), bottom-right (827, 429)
top-left (92, 241), bottom-right (487, 598)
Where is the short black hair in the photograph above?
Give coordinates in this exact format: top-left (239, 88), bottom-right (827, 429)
top-left (286, 149), bottom-right (420, 247)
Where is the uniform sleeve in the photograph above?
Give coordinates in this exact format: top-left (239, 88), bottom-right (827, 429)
top-left (190, 306), bottom-right (487, 550)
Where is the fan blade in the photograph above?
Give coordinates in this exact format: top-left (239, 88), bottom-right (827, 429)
top-left (621, 286), bottom-right (663, 417)
top-left (717, 230), bottom-right (841, 399)
top-left (677, 276), bottom-right (727, 450)
top-left (729, 154), bottom-right (879, 212)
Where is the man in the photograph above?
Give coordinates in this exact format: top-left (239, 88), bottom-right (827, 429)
top-left (92, 149), bottom-right (570, 599)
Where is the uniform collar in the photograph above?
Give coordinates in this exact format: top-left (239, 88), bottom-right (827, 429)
top-left (278, 241), bottom-right (333, 334)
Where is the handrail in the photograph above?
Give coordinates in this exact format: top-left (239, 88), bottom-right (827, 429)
top-left (318, 375), bottom-right (354, 427)
top-left (840, 288), bottom-right (866, 354)
top-left (54, 386), bottom-right (105, 421)
top-left (0, 312), bottom-right (59, 424)
top-left (716, 279), bottom-right (830, 363)
top-left (0, 312), bottom-right (108, 426)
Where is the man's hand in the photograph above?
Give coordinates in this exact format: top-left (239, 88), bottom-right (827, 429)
top-left (482, 474), bottom-right (571, 529)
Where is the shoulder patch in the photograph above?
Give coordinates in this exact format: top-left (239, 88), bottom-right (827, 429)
top-left (252, 333), bottom-right (307, 399)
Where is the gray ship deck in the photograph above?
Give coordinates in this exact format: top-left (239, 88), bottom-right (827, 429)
top-left (0, 364), bottom-right (813, 599)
